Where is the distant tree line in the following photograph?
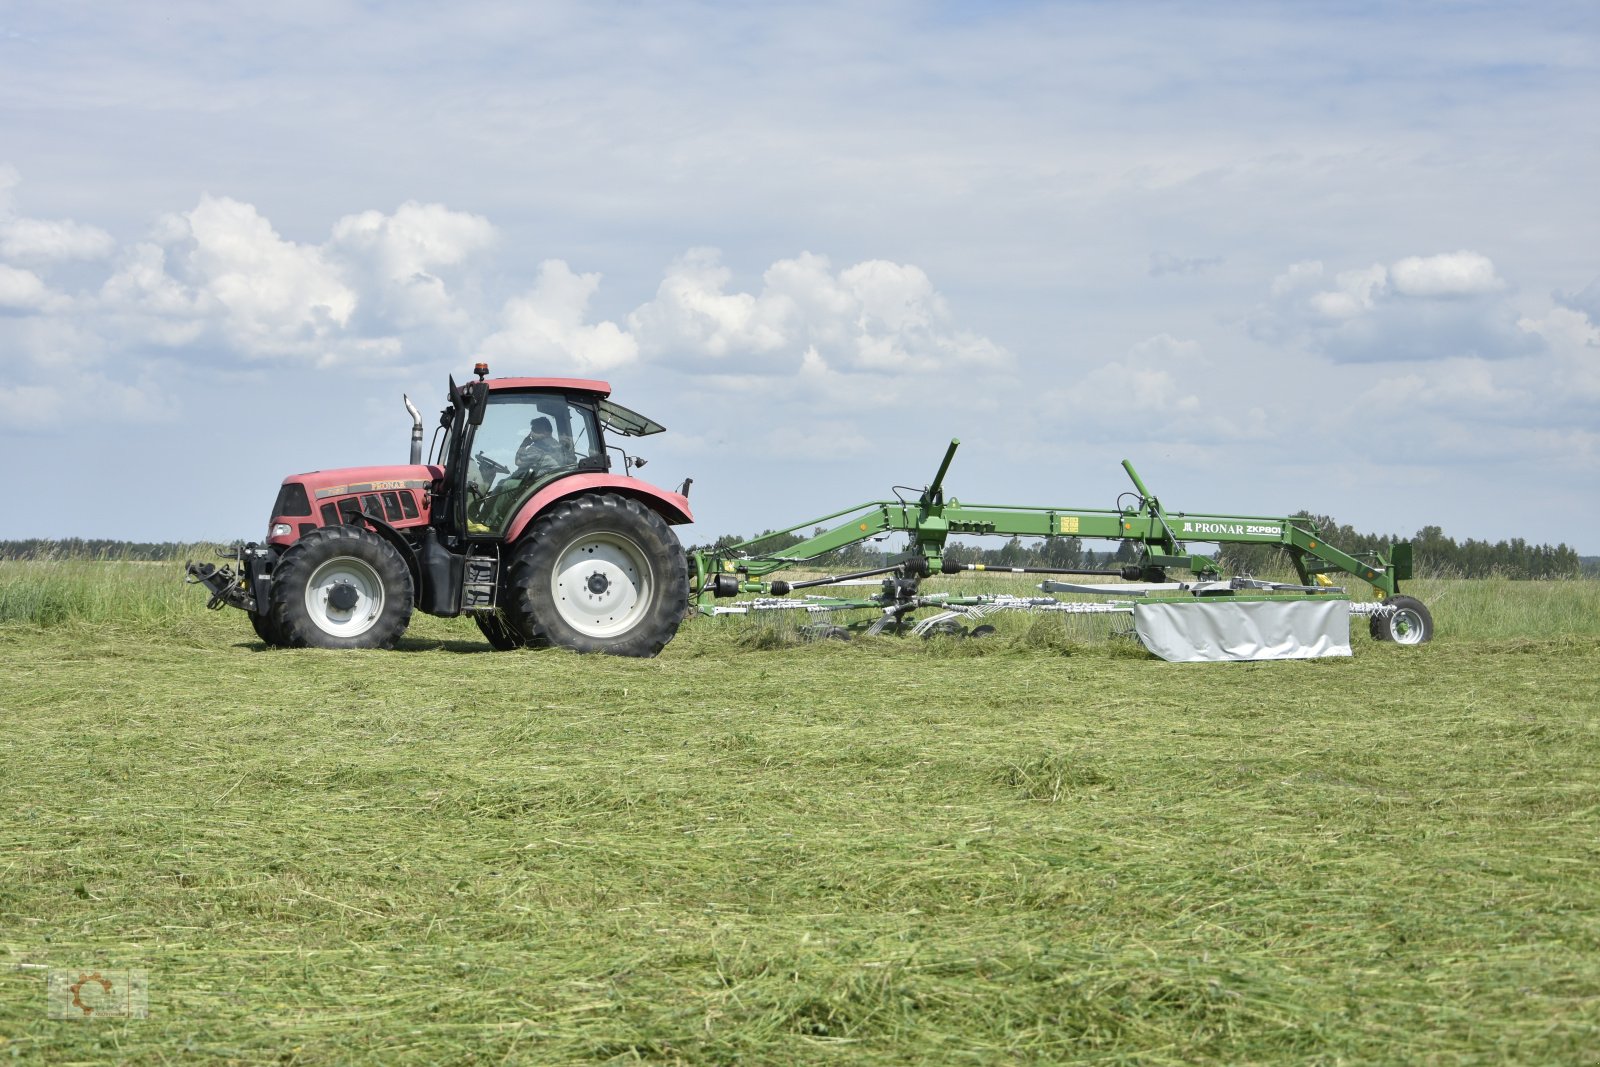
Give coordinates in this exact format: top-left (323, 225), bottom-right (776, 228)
top-left (0, 539), bottom-right (205, 561)
top-left (5, 522), bottom-right (1586, 580)
top-left (691, 512), bottom-right (1586, 581)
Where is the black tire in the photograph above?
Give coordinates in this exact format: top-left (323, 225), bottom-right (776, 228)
top-left (474, 610), bottom-right (530, 650)
top-left (921, 620), bottom-right (969, 639)
top-left (248, 608), bottom-right (287, 647)
top-left (504, 493), bottom-right (687, 657)
top-left (1369, 594), bottom-right (1434, 645)
top-left (269, 525), bottom-right (413, 650)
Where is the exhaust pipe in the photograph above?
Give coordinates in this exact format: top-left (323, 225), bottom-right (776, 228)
top-left (404, 394), bottom-right (424, 464)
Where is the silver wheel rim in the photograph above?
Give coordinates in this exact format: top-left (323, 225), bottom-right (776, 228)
top-left (1390, 607), bottom-right (1426, 645)
top-left (551, 531), bottom-right (654, 639)
top-left (304, 556), bottom-right (385, 639)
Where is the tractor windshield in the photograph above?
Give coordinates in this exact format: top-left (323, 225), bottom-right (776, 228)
top-left (464, 392), bottom-right (604, 535)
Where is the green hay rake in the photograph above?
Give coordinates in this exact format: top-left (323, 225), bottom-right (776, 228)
top-left (691, 440), bottom-right (1432, 661)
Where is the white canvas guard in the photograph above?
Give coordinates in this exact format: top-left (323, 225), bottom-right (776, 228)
top-left (1133, 598), bottom-right (1352, 662)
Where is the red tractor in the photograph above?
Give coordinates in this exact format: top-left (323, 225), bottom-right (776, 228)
top-left (187, 364), bottom-right (693, 656)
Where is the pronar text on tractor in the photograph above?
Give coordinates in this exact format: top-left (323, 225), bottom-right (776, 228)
top-left (187, 364), bottom-right (693, 656)
top-left (189, 367), bottom-right (1432, 660)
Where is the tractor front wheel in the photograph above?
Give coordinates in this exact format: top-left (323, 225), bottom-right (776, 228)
top-left (269, 525), bottom-right (413, 650)
top-left (504, 493), bottom-right (687, 657)
top-left (1369, 594), bottom-right (1434, 645)
top-left (249, 608), bottom-right (287, 647)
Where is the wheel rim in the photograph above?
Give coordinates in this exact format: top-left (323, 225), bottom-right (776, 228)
top-left (1390, 607), bottom-right (1426, 645)
top-left (550, 530), bottom-right (655, 639)
top-left (304, 556), bottom-right (386, 639)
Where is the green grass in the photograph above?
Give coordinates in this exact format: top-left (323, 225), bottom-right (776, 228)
top-left (2, 562), bottom-right (1599, 1063)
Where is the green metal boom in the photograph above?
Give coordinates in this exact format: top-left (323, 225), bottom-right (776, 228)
top-left (692, 441), bottom-right (1411, 612)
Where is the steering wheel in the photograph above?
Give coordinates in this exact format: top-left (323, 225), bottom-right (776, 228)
top-left (475, 451), bottom-right (510, 475)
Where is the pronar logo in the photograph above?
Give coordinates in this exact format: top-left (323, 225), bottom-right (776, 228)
top-left (1180, 521), bottom-right (1281, 538)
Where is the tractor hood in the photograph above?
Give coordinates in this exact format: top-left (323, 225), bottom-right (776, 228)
top-left (267, 464), bottom-right (441, 548)
top-left (289, 464), bottom-right (442, 500)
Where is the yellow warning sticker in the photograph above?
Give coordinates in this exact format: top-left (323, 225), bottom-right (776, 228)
top-left (1059, 516), bottom-right (1079, 534)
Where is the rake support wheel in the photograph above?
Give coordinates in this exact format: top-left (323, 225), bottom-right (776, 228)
top-left (1369, 594), bottom-right (1434, 645)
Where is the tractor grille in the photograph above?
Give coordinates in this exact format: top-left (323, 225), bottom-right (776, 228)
top-left (317, 491), bottom-right (420, 528)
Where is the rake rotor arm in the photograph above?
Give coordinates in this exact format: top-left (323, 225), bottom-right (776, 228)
top-left (690, 445), bottom-right (1414, 615)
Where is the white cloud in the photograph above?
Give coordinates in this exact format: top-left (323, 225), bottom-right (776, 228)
top-left (478, 259), bottom-right (638, 372)
top-left (1257, 250), bottom-right (1534, 363)
top-left (101, 242), bottom-right (202, 315)
top-left (1555, 275), bottom-right (1600, 321)
top-left (1359, 358), bottom-right (1515, 416)
top-left (0, 165), bottom-right (115, 263)
top-left (1519, 305), bottom-right (1600, 400)
top-left (329, 201), bottom-right (496, 338)
top-left (1389, 251), bottom-right (1501, 297)
top-left (0, 383), bottom-right (63, 429)
top-left (1078, 333), bottom-right (1204, 413)
top-left (628, 249), bottom-right (1008, 375)
top-left (1042, 333), bottom-right (1267, 445)
top-left (0, 264), bottom-right (59, 311)
top-left (330, 201), bottom-right (496, 281)
top-left (1270, 260), bottom-right (1324, 296)
top-left (0, 217), bottom-right (116, 262)
top-left (173, 195), bottom-right (358, 357)
top-left (629, 248), bottom-right (790, 362)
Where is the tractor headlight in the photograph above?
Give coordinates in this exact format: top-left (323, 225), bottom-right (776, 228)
top-left (270, 523), bottom-right (292, 538)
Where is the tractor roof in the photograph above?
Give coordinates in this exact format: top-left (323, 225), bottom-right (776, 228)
top-left (484, 377), bottom-right (610, 396)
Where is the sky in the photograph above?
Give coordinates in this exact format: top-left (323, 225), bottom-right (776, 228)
top-left (1, 1), bottom-right (1596, 552)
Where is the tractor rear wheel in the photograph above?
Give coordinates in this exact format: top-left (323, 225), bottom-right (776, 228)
top-left (504, 492), bottom-right (687, 657)
top-left (269, 525), bottom-right (413, 650)
top-left (1369, 594), bottom-right (1434, 645)
top-left (474, 610), bottom-right (531, 650)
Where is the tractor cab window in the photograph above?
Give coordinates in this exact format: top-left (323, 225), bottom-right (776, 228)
top-left (465, 392), bottom-right (603, 535)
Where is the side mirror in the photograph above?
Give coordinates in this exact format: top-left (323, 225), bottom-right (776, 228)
top-left (467, 382), bottom-right (489, 426)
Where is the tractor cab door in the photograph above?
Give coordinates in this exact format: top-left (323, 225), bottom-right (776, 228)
top-left (457, 391), bottom-right (608, 537)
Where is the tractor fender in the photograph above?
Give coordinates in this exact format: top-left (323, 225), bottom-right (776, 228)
top-left (348, 510), bottom-right (424, 595)
top-left (505, 475), bottom-right (694, 543)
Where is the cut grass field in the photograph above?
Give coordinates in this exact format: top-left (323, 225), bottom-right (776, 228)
top-left (2, 562), bottom-right (1598, 1063)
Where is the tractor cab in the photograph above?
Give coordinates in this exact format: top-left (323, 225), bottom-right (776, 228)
top-left (429, 368), bottom-right (671, 544)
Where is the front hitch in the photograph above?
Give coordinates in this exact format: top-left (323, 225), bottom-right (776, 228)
top-left (184, 544), bottom-right (274, 613)
top-left (185, 559), bottom-right (253, 612)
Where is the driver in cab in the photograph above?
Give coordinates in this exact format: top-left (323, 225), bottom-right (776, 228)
top-left (467, 415), bottom-right (570, 533)
top-left (516, 416), bottom-right (566, 476)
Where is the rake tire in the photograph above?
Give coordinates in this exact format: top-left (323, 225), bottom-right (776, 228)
top-left (1369, 594), bottom-right (1434, 645)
